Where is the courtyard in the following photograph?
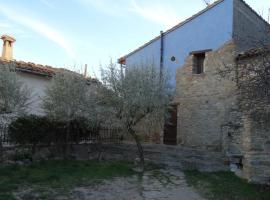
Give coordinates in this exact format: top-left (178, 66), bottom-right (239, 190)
top-left (0, 160), bottom-right (269, 200)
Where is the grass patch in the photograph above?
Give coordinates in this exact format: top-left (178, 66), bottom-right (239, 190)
top-left (0, 160), bottom-right (134, 200)
top-left (184, 170), bottom-right (270, 200)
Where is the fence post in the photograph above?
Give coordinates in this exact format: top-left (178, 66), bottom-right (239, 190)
top-left (0, 117), bottom-right (3, 162)
top-left (0, 138), bottom-right (3, 163)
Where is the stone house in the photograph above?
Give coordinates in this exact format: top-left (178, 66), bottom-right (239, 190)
top-left (175, 41), bottom-right (270, 184)
top-left (118, 0), bottom-right (269, 85)
top-left (0, 35), bottom-right (98, 115)
top-left (119, 0), bottom-right (270, 184)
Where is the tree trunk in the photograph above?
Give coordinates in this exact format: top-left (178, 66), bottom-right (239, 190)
top-left (64, 124), bottom-right (70, 159)
top-left (31, 143), bottom-right (37, 161)
top-left (128, 128), bottom-right (144, 172)
top-left (0, 139), bottom-right (3, 163)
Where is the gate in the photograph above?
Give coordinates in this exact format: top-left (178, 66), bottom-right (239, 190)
top-left (163, 105), bottom-right (177, 145)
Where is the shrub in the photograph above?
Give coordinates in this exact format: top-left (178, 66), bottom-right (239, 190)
top-left (9, 115), bottom-right (52, 154)
top-left (8, 115), bottom-right (100, 157)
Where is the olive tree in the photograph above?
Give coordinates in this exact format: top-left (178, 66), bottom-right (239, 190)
top-left (43, 71), bottom-right (101, 156)
top-left (101, 62), bottom-right (172, 171)
top-left (0, 65), bottom-right (31, 114)
top-left (43, 70), bottom-right (103, 119)
top-left (0, 64), bottom-right (31, 162)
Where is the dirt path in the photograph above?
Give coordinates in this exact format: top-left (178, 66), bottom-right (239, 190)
top-left (71, 168), bottom-right (204, 200)
top-left (14, 167), bottom-right (204, 200)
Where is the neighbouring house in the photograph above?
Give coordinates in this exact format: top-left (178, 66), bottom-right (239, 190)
top-left (0, 35), bottom-right (98, 115)
top-left (119, 0), bottom-right (270, 184)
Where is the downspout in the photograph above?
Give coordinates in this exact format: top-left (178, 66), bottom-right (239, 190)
top-left (160, 31), bottom-right (164, 79)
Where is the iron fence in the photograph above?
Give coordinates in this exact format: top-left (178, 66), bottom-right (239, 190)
top-left (0, 125), bottom-right (123, 146)
top-left (82, 128), bottom-right (123, 144)
top-left (0, 123), bottom-right (8, 143)
top-left (0, 115), bottom-right (12, 145)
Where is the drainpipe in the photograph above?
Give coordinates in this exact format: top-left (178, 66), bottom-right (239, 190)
top-left (160, 31), bottom-right (164, 79)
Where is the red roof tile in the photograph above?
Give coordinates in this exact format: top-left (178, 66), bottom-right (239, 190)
top-left (0, 59), bottom-right (55, 76)
top-left (0, 59), bottom-right (100, 84)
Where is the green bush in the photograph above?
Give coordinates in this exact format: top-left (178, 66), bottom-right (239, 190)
top-left (9, 115), bottom-right (51, 146)
top-left (8, 115), bottom-right (100, 155)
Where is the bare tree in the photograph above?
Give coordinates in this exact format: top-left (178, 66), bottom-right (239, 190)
top-left (218, 46), bottom-right (270, 122)
top-left (236, 48), bottom-right (270, 120)
top-left (101, 62), bottom-right (172, 171)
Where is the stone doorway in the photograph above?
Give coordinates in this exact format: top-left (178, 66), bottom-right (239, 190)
top-left (163, 105), bottom-right (178, 145)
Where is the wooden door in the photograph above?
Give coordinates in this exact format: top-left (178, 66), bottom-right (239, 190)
top-left (163, 105), bottom-right (177, 145)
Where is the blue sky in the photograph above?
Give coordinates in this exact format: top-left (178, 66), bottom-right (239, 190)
top-left (0, 0), bottom-right (270, 77)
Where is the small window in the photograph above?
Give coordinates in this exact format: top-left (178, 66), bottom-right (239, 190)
top-left (193, 53), bottom-right (205, 74)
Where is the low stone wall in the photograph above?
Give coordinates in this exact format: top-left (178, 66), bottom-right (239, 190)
top-left (1, 143), bottom-right (229, 173)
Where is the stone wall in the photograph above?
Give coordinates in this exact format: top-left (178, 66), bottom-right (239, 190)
top-left (133, 117), bottom-right (163, 144)
top-left (241, 117), bottom-right (270, 185)
top-left (232, 48), bottom-right (270, 185)
top-left (174, 41), bottom-right (237, 151)
top-left (174, 40), bottom-right (270, 185)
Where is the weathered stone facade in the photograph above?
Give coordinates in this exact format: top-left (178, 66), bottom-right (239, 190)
top-left (174, 41), bottom-right (270, 185)
top-left (235, 49), bottom-right (270, 185)
top-left (241, 117), bottom-right (270, 185)
top-left (175, 41), bottom-right (237, 151)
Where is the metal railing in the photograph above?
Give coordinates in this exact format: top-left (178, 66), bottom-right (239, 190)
top-left (0, 125), bottom-right (123, 146)
top-left (0, 114), bottom-right (14, 145)
top-left (0, 123), bottom-right (9, 144)
top-left (82, 128), bottom-right (123, 144)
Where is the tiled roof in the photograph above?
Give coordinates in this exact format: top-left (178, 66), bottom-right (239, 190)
top-left (0, 59), bottom-right (55, 76)
top-left (0, 59), bottom-right (101, 84)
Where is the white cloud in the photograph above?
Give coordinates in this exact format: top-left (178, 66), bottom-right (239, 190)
top-left (77, 0), bottom-right (126, 16)
top-left (41, 0), bottom-right (55, 9)
top-left (77, 0), bottom-right (181, 28)
top-left (0, 4), bottom-right (75, 59)
top-left (130, 0), bottom-right (180, 28)
top-left (0, 21), bottom-right (12, 28)
top-left (0, 20), bottom-right (33, 38)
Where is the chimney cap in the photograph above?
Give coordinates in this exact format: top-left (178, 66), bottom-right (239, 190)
top-left (1, 35), bottom-right (16, 42)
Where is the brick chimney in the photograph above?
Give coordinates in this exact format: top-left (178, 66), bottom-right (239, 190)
top-left (1, 35), bottom-right (16, 61)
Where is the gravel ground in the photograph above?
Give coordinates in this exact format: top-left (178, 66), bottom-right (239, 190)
top-left (14, 168), bottom-right (204, 200)
top-left (71, 168), bottom-right (204, 200)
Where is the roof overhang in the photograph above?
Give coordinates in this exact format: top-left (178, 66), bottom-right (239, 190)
top-left (118, 57), bottom-right (126, 65)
